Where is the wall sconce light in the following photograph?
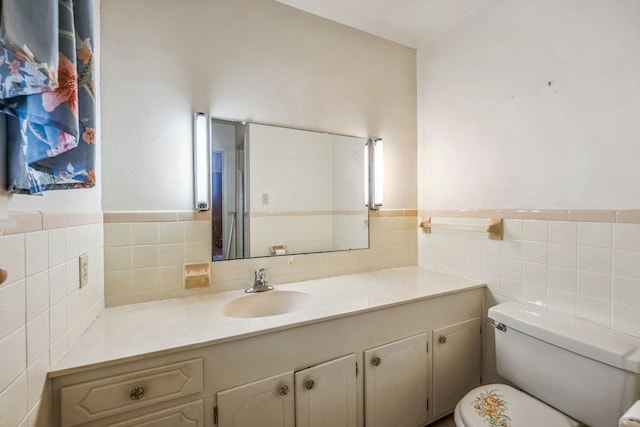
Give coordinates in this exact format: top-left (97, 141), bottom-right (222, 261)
top-left (194, 112), bottom-right (210, 211)
top-left (365, 137), bottom-right (383, 211)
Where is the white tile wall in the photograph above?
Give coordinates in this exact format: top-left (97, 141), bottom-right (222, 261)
top-left (0, 372), bottom-right (27, 427)
top-left (0, 219), bottom-right (104, 427)
top-left (419, 218), bottom-right (640, 336)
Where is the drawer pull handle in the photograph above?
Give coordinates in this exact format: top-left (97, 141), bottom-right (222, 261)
top-left (439, 335), bottom-right (447, 344)
top-left (129, 386), bottom-right (145, 400)
top-left (305, 379), bottom-right (315, 390)
top-left (372, 356), bottom-right (381, 366)
top-left (279, 385), bottom-right (289, 396)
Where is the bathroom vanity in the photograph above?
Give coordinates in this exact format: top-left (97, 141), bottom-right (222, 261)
top-left (49, 267), bottom-right (484, 427)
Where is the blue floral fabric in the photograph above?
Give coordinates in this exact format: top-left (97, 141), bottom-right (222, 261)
top-left (0, 0), bottom-right (96, 194)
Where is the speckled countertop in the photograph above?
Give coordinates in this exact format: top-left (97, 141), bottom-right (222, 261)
top-left (49, 267), bottom-right (484, 377)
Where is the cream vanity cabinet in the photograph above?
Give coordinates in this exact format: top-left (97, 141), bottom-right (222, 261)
top-left (51, 285), bottom-right (484, 427)
top-left (216, 354), bottom-right (357, 427)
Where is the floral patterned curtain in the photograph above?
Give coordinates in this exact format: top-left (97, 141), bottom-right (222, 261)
top-left (0, 0), bottom-right (95, 194)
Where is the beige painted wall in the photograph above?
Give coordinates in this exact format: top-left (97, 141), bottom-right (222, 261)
top-left (417, 0), bottom-right (640, 211)
top-left (100, 0), bottom-right (417, 212)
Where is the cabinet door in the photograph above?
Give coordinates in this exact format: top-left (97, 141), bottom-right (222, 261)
top-left (364, 333), bottom-right (428, 427)
top-left (432, 317), bottom-right (482, 419)
top-left (216, 372), bottom-right (294, 427)
top-left (295, 354), bottom-right (357, 427)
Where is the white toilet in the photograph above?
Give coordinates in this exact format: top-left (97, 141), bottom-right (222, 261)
top-left (454, 301), bottom-right (640, 427)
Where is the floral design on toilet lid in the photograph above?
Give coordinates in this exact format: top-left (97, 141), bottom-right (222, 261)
top-left (471, 389), bottom-right (511, 427)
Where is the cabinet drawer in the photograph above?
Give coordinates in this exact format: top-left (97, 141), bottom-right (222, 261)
top-left (103, 400), bottom-right (204, 427)
top-left (60, 358), bottom-right (203, 426)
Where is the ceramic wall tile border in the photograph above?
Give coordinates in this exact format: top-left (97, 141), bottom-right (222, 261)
top-left (616, 210), bottom-right (640, 223)
top-left (4, 210), bottom-right (103, 235)
top-left (420, 209), bottom-right (640, 223)
top-left (103, 211), bottom-right (210, 223)
top-left (249, 210), bottom-right (367, 217)
top-left (370, 209), bottom-right (418, 217)
top-left (101, 208), bottom-right (640, 223)
top-left (104, 209), bottom-right (414, 221)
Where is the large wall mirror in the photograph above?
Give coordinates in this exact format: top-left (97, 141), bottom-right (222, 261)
top-left (210, 119), bottom-right (370, 261)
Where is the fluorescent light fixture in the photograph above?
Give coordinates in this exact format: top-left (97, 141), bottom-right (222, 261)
top-left (194, 112), bottom-right (210, 211)
top-left (366, 137), bottom-right (383, 211)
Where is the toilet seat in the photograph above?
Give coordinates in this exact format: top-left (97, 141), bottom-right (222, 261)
top-left (454, 384), bottom-right (582, 427)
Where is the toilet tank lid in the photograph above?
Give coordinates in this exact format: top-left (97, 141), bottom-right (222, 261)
top-left (489, 301), bottom-right (640, 373)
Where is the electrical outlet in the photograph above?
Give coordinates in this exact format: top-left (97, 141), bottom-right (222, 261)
top-left (79, 253), bottom-right (89, 288)
top-left (261, 193), bottom-right (270, 204)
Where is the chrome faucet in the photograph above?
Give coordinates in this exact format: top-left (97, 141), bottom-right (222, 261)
top-left (245, 268), bottom-right (274, 293)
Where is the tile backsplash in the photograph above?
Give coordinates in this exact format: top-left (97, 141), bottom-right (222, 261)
top-left (0, 211), bottom-right (104, 426)
top-left (103, 211), bottom-right (211, 306)
top-left (419, 210), bottom-right (640, 337)
top-left (103, 209), bottom-right (418, 307)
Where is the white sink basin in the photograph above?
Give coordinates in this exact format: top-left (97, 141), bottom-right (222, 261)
top-left (221, 290), bottom-right (316, 318)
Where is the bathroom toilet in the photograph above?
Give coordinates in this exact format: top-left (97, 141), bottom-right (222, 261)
top-left (455, 383), bottom-right (581, 426)
top-left (454, 301), bottom-right (640, 427)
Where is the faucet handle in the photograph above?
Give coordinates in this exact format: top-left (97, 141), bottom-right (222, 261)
top-left (246, 268), bottom-right (273, 293)
top-left (255, 268), bottom-right (267, 282)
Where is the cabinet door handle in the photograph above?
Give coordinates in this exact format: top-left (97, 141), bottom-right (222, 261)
top-left (304, 379), bottom-right (315, 390)
top-left (372, 356), bottom-right (381, 366)
top-left (439, 335), bottom-right (447, 344)
top-left (279, 385), bottom-right (290, 396)
top-left (129, 386), bottom-right (145, 400)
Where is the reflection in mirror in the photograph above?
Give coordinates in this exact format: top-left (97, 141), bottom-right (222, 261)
top-left (210, 119), bottom-right (369, 261)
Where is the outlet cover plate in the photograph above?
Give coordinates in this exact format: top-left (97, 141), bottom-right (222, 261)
top-left (79, 253), bottom-right (89, 288)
